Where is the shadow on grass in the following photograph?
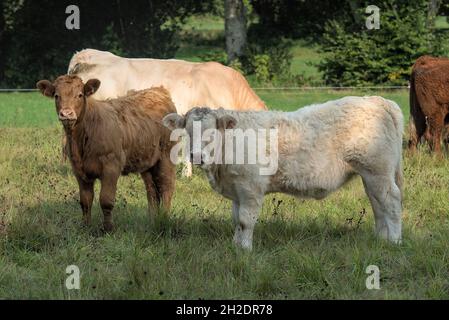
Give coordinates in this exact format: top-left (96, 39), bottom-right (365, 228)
top-left (1, 197), bottom-right (376, 254)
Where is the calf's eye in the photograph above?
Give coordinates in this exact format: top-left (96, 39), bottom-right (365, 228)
top-left (78, 93), bottom-right (83, 98)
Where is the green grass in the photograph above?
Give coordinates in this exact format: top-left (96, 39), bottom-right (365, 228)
top-left (1, 92), bottom-right (449, 299)
top-left (0, 93), bottom-right (55, 128)
top-left (435, 16), bottom-right (449, 30)
top-left (175, 15), bottom-right (226, 63)
top-left (289, 40), bottom-right (322, 79)
top-left (182, 14), bottom-right (225, 32)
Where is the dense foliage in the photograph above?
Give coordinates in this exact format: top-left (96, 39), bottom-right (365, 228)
top-left (250, 0), bottom-right (351, 39)
top-left (2, 0), bottom-right (449, 87)
top-left (0, 0), bottom-right (209, 88)
top-left (318, 0), bottom-right (448, 86)
top-left (242, 24), bottom-right (293, 83)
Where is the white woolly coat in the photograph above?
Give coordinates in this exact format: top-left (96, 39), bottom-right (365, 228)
top-left (192, 96), bottom-right (404, 249)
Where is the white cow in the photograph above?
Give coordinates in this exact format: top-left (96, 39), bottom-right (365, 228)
top-left (163, 96), bottom-right (404, 250)
top-left (68, 49), bottom-right (267, 114)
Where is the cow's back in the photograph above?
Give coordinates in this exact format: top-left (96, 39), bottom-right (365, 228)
top-left (114, 87), bottom-right (177, 120)
top-left (185, 62), bottom-right (267, 112)
top-left (413, 57), bottom-right (449, 108)
top-left (271, 97), bottom-right (402, 197)
top-left (86, 87), bottom-right (175, 173)
top-left (68, 49), bottom-right (266, 113)
top-left (107, 87), bottom-right (176, 144)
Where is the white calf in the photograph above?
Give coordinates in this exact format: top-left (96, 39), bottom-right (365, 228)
top-left (163, 96), bottom-right (404, 250)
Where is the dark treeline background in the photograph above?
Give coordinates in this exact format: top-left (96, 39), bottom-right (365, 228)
top-left (1, 0), bottom-right (449, 88)
top-left (0, 0), bottom-right (212, 87)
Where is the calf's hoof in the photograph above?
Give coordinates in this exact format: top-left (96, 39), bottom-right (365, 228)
top-left (82, 217), bottom-right (91, 226)
top-left (376, 227), bottom-right (402, 244)
top-left (102, 222), bottom-right (114, 233)
top-left (240, 239), bottom-right (253, 251)
top-left (234, 238), bottom-right (253, 251)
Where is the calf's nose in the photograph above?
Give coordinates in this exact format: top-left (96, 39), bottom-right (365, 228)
top-left (59, 109), bottom-right (76, 120)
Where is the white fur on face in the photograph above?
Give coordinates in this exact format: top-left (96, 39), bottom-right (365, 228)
top-left (184, 111), bottom-right (218, 165)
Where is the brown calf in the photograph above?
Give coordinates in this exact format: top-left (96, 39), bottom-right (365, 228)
top-left (409, 55), bottom-right (449, 155)
top-left (37, 75), bottom-right (176, 231)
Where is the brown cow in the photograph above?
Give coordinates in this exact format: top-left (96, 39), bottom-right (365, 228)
top-left (409, 55), bottom-right (449, 155)
top-left (36, 75), bottom-right (176, 231)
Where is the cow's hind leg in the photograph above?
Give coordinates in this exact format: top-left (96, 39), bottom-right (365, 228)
top-left (362, 174), bottom-right (402, 243)
top-left (408, 110), bottom-right (426, 153)
top-left (427, 113), bottom-right (445, 156)
top-left (443, 114), bottom-right (449, 154)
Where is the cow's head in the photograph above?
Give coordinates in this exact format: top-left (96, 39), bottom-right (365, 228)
top-left (36, 75), bottom-right (100, 129)
top-left (163, 107), bottom-right (237, 165)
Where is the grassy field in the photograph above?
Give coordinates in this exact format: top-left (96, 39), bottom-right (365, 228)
top-left (0, 13), bottom-right (448, 300)
top-left (1, 91), bottom-right (448, 299)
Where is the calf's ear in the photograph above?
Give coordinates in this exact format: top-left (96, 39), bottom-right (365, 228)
top-left (84, 79), bottom-right (101, 97)
top-left (217, 115), bottom-right (237, 129)
top-left (36, 80), bottom-right (55, 97)
top-left (163, 113), bottom-right (186, 130)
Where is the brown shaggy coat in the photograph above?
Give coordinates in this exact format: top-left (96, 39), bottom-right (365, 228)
top-left (409, 55), bottom-right (449, 154)
top-left (37, 75), bottom-right (176, 231)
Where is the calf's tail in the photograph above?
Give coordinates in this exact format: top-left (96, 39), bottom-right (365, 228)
top-left (395, 158), bottom-right (403, 205)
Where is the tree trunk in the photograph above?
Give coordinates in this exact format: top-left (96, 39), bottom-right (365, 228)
top-left (427, 0), bottom-right (441, 29)
top-left (225, 0), bottom-right (246, 63)
top-left (116, 0), bottom-right (126, 39)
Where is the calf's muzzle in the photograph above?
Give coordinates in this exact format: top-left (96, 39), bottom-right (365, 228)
top-left (58, 109), bottom-right (77, 121)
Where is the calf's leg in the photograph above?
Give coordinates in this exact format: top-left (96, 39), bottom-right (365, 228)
top-left (444, 129), bottom-right (449, 153)
top-left (408, 113), bottom-right (426, 153)
top-left (362, 174), bottom-right (402, 243)
top-left (233, 196), bottom-right (263, 251)
top-left (99, 172), bottom-right (119, 232)
top-left (428, 114), bottom-right (444, 156)
top-left (151, 156), bottom-right (176, 212)
top-left (232, 201), bottom-right (242, 245)
top-left (181, 135), bottom-right (193, 177)
top-left (77, 178), bottom-right (94, 226)
top-left (141, 170), bottom-right (159, 221)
